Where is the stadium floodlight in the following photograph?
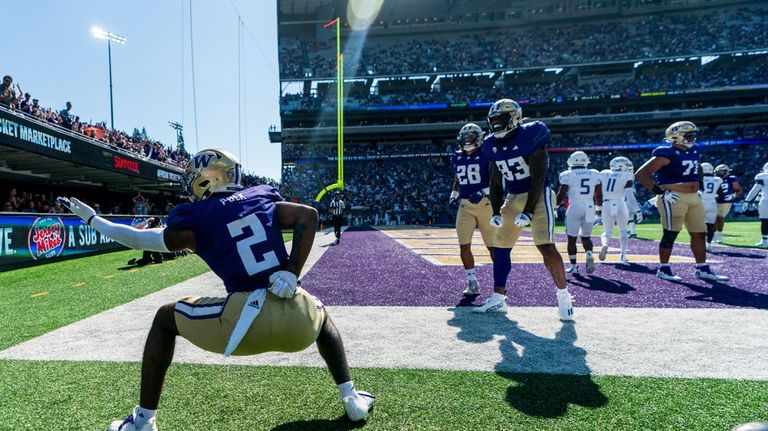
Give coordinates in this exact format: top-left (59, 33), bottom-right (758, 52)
top-left (91, 27), bottom-right (127, 130)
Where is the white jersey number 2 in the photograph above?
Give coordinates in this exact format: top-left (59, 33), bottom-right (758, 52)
top-left (227, 213), bottom-right (281, 276)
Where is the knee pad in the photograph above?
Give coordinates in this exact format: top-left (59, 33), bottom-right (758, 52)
top-left (660, 229), bottom-right (679, 249)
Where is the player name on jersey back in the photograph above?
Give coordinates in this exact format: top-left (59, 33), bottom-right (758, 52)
top-left (560, 168), bottom-right (600, 202)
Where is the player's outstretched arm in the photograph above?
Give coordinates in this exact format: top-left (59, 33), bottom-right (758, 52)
top-left (523, 147), bottom-right (547, 214)
top-left (57, 197), bottom-right (193, 252)
top-left (276, 201), bottom-right (318, 278)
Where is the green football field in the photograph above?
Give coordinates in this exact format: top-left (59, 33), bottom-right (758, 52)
top-left (0, 223), bottom-right (766, 430)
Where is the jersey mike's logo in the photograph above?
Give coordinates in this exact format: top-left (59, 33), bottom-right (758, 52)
top-left (27, 217), bottom-right (66, 260)
top-left (194, 154), bottom-right (215, 169)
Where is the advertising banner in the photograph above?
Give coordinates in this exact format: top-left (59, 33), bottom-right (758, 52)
top-left (0, 214), bottom-right (157, 270)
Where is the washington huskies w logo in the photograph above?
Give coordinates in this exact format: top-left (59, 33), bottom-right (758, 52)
top-left (194, 154), bottom-right (216, 169)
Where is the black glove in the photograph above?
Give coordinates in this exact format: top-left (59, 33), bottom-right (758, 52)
top-left (449, 197), bottom-right (460, 209)
top-left (468, 191), bottom-right (485, 204)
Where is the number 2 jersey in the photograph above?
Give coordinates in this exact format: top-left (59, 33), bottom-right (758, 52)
top-left (167, 184), bottom-right (289, 293)
top-left (559, 168), bottom-right (600, 203)
top-left (716, 175), bottom-right (739, 203)
top-left (651, 145), bottom-right (701, 185)
top-left (451, 149), bottom-right (491, 198)
top-left (481, 120), bottom-right (551, 194)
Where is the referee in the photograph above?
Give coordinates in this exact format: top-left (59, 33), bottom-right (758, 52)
top-left (329, 191), bottom-right (345, 245)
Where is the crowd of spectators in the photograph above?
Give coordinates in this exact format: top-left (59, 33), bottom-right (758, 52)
top-left (1, 187), bottom-right (178, 216)
top-left (281, 53), bottom-right (768, 112)
top-left (280, 7), bottom-right (768, 79)
top-left (0, 74), bottom-right (188, 168)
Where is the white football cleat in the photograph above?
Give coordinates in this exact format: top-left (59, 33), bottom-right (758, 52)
top-left (694, 265), bottom-right (729, 282)
top-left (472, 294), bottom-right (508, 313)
top-left (463, 279), bottom-right (480, 296)
top-left (706, 242), bottom-right (712, 252)
top-left (713, 232), bottom-right (724, 243)
top-left (343, 390), bottom-right (375, 421)
top-left (556, 289), bottom-right (574, 321)
top-left (107, 408), bottom-right (157, 431)
top-left (565, 265), bottom-right (579, 275)
top-left (598, 245), bottom-right (608, 262)
top-left (754, 240), bottom-right (768, 248)
top-left (619, 253), bottom-right (630, 263)
top-left (585, 253), bottom-right (595, 274)
top-left (657, 266), bottom-right (682, 282)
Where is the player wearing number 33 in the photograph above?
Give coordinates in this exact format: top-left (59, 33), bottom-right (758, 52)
top-left (450, 123), bottom-right (495, 297)
top-left (636, 121), bottom-right (729, 282)
top-left (476, 98), bottom-right (574, 321)
top-left (59, 149), bottom-right (374, 430)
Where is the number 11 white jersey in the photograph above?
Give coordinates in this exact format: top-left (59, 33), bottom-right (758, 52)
top-left (599, 170), bottom-right (634, 201)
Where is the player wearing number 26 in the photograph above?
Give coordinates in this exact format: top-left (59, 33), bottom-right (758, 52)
top-left (636, 121), bottom-right (729, 282)
top-left (59, 148), bottom-right (374, 430)
top-left (476, 99), bottom-right (573, 321)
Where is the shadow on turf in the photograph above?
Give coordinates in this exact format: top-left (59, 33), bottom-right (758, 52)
top-left (677, 280), bottom-right (768, 309)
top-left (447, 310), bottom-right (608, 418)
top-left (270, 417), bottom-right (366, 431)
top-left (569, 274), bottom-right (636, 295)
top-left (709, 249), bottom-right (766, 259)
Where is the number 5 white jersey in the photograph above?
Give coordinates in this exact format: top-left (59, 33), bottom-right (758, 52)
top-left (599, 170), bottom-right (634, 201)
top-left (559, 168), bottom-right (601, 203)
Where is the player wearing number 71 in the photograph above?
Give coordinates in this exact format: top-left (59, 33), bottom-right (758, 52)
top-left (475, 99), bottom-right (574, 321)
top-left (635, 121), bottom-right (729, 282)
top-left (58, 149), bottom-right (374, 430)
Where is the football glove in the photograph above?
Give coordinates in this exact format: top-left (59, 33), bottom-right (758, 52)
top-left (468, 190), bottom-right (485, 204)
top-left (268, 271), bottom-right (298, 299)
top-left (514, 212), bottom-right (533, 227)
top-left (663, 191), bottom-right (680, 204)
top-left (448, 197), bottom-right (459, 209)
top-left (593, 216), bottom-right (602, 226)
top-left (57, 196), bottom-right (96, 224)
top-left (490, 214), bottom-right (503, 228)
top-left (634, 210), bottom-right (643, 224)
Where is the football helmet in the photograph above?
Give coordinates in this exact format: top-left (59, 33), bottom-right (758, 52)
top-left (763, 162), bottom-right (768, 173)
top-left (701, 162), bottom-right (714, 175)
top-left (610, 156), bottom-right (631, 172)
top-left (714, 164), bottom-right (731, 178)
top-left (664, 121), bottom-right (699, 149)
top-left (457, 123), bottom-right (484, 152)
top-left (487, 99), bottom-right (522, 138)
top-left (181, 149), bottom-right (242, 202)
top-left (567, 151), bottom-right (590, 168)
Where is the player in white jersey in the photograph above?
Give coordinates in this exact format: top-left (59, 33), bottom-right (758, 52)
top-left (699, 162), bottom-right (724, 251)
top-left (598, 157), bottom-right (636, 263)
top-left (622, 160), bottom-right (643, 239)
top-left (556, 151), bottom-right (602, 275)
top-left (744, 162), bottom-right (768, 247)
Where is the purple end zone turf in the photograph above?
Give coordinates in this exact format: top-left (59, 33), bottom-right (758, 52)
top-left (301, 228), bottom-right (768, 309)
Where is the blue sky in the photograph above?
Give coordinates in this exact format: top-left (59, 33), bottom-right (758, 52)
top-left (2, 1), bottom-right (282, 179)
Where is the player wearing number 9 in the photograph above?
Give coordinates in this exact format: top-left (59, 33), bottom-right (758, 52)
top-left (61, 149), bottom-right (375, 430)
top-left (636, 121), bottom-right (729, 282)
top-left (475, 99), bottom-right (574, 321)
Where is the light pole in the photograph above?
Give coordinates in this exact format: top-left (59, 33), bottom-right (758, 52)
top-left (91, 27), bottom-right (126, 130)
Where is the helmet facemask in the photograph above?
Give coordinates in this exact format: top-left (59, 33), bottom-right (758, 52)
top-left (457, 124), bottom-right (483, 152)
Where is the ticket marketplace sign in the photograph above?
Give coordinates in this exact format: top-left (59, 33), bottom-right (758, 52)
top-left (0, 214), bottom-right (143, 270)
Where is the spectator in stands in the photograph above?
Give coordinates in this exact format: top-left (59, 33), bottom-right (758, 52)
top-left (30, 98), bottom-right (40, 116)
top-left (2, 202), bottom-right (13, 212)
top-left (0, 75), bottom-right (16, 109)
top-left (60, 101), bottom-right (73, 129)
top-left (19, 93), bottom-right (31, 113)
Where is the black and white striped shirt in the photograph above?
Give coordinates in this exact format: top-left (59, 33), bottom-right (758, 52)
top-left (330, 199), bottom-right (345, 216)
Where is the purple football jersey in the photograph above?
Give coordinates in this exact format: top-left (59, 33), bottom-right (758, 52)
top-left (716, 176), bottom-right (739, 203)
top-left (167, 185), bottom-right (289, 293)
top-left (651, 145), bottom-right (701, 185)
top-left (451, 149), bottom-right (491, 198)
top-left (481, 121), bottom-right (551, 194)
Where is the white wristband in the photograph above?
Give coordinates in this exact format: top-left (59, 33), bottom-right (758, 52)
top-left (450, 190), bottom-right (459, 200)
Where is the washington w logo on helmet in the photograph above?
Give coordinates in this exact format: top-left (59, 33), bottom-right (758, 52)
top-left (182, 149), bottom-right (243, 202)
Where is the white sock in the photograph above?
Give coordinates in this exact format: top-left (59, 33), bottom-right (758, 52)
top-left (465, 268), bottom-right (477, 281)
top-left (134, 407), bottom-right (156, 429)
top-left (628, 222), bottom-right (636, 234)
top-left (338, 381), bottom-right (356, 399)
top-left (556, 287), bottom-right (570, 296)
